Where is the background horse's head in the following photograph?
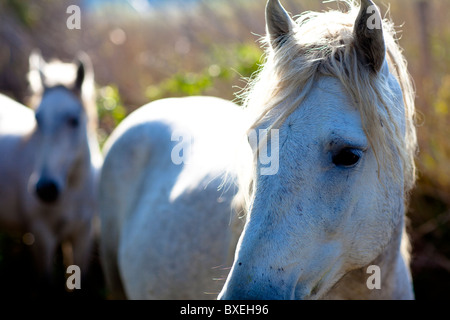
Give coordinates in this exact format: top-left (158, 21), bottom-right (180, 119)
top-left (220, 0), bottom-right (417, 299)
top-left (27, 50), bottom-right (96, 204)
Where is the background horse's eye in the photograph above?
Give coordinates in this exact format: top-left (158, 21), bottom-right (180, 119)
top-left (68, 116), bottom-right (79, 128)
top-left (332, 148), bottom-right (362, 167)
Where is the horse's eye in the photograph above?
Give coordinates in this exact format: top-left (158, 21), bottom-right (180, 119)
top-left (68, 116), bottom-right (79, 128)
top-left (332, 148), bottom-right (362, 167)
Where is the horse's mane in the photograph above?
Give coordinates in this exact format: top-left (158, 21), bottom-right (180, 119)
top-left (234, 0), bottom-right (417, 214)
top-left (28, 58), bottom-right (98, 133)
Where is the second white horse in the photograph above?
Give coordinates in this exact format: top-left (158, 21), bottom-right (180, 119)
top-left (99, 96), bottom-right (248, 299)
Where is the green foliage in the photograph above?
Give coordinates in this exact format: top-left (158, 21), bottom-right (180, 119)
top-left (232, 43), bottom-right (264, 79)
top-left (5, 0), bottom-right (35, 27)
top-left (146, 72), bottom-right (213, 100)
top-left (145, 43), bottom-right (263, 102)
top-left (96, 85), bottom-right (127, 148)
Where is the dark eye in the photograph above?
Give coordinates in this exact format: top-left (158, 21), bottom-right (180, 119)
top-left (67, 116), bottom-right (79, 128)
top-left (332, 148), bottom-right (362, 167)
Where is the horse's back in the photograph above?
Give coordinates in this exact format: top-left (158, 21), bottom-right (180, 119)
top-left (0, 94), bottom-right (35, 135)
top-left (100, 96), bottom-right (246, 299)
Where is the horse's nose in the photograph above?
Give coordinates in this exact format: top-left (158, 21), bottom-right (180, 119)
top-left (218, 261), bottom-right (298, 300)
top-left (35, 178), bottom-right (60, 203)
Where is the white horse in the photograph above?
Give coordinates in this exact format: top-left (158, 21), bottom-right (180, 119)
top-left (99, 96), bottom-right (247, 299)
top-left (218, 0), bottom-right (417, 300)
top-left (0, 51), bottom-right (102, 284)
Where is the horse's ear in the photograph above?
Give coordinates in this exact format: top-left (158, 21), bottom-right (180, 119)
top-left (73, 51), bottom-right (94, 94)
top-left (266, 0), bottom-right (295, 49)
top-left (353, 0), bottom-right (385, 73)
top-left (28, 49), bottom-right (46, 93)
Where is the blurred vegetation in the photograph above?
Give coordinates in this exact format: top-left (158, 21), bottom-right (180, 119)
top-left (145, 43), bottom-right (263, 100)
top-left (0, 0), bottom-right (450, 300)
top-left (96, 84), bottom-right (127, 147)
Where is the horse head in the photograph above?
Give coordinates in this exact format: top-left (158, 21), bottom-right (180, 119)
top-left (219, 0), bottom-right (416, 300)
top-left (27, 50), bottom-right (95, 204)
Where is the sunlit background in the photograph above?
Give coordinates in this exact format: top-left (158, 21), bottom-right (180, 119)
top-left (0, 0), bottom-right (449, 300)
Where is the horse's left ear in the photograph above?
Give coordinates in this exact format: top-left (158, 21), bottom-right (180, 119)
top-left (266, 0), bottom-right (295, 49)
top-left (353, 0), bottom-right (385, 74)
top-left (73, 51), bottom-right (94, 93)
top-left (28, 49), bottom-right (47, 94)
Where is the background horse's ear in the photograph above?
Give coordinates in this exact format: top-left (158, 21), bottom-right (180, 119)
top-left (266, 0), bottom-right (295, 49)
top-left (353, 0), bottom-right (385, 73)
top-left (73, 51), bottom-right (94, 98)
top-left (28, 49), bottom-right (46, 94)
top-left (74, 51), bottom-right (94, 91)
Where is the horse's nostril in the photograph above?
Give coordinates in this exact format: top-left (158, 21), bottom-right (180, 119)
top-left (35, 179), bottom-right (60, 203)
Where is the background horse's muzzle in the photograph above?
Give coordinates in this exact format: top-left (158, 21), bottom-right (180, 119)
top-left (35, 178), bottom-right (60, 203)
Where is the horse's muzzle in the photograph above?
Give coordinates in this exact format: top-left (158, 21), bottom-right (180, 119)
top-left (35, 178), bottom-right (60, 203)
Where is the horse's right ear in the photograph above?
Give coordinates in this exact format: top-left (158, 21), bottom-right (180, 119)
top-left (28, 49), bottom-right (46, 93)
top-left (266, 0), bottom-right (295, 49)
top-left (73, 52), bottom-right (95, 99)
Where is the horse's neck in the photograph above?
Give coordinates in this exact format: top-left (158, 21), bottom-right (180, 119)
top-left (324, 219), bottom-right (414, 300)
top-left (87, 127), bottom-right (102, 170)
top-left (68, 128), bottom-right (101, 190)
